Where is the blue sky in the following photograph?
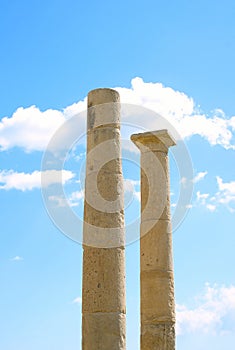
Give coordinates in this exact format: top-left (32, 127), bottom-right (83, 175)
top-left (1, 0), bottom-right (235, 349)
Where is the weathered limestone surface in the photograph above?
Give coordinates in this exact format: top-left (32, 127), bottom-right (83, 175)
top-left (82, 88), bottom-right (126, 349)
top-left (82, 247), bottom-right (125, 313)
top-left (82, 312), bottom-right (126, 350)
top-left (141, 323), bottom-right (175, 350)
top-left (131, 130), bottom-right (176, 350)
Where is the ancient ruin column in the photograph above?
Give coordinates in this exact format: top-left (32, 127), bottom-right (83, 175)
top-left (131, 130), bottom-right (176, 350)
top-left (82, 89), bottom-right (126, 350)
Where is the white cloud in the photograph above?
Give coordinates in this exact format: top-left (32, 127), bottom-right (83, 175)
top-left (180, 171), bottom-right (207, 188)
top-left (176, 284), bottom-right (235, 336)
top-left (0, 106), bottom-right (66, 152)
top-left (179, 114), bottom-right (234, 150)
top-left (229, 116), bottom-right (235, 130)
top-left (48, 195), bottom-right (68, 207)
top-left (68, 190), bottom-right (84, 206)
top-left (206, 204), bottom-right (216, 212)
top-left (196, 191), bottom-right (210, 205)
top-left (63, 100), bottom-right (87, 119)
top-left (73, 296), bottom-right (82, 304)
top-left (193, 171), bottom-right (208, 183)
top-left (0, 77), bottom-right (234, 153)
top-left (49, 190), bottom-right (84, 207)
top-left (195, 176), bottom-right (235, 213)
top-left (117, 77), bottom-right (194, 121)
top-left (217, 176), bottom-right (235, 194)
top-left (118, 78), bottom-right (235, 150)
top-left (134, 191), bottom-right (141, 202)
top-left (215, 177), bottom-right (235, 212)
top-left (11, 256), bottom-right (23, 261)
top-left (0, 169), bottom-right (75, 191)
top-left (124, 179), bottom-right (140, 203)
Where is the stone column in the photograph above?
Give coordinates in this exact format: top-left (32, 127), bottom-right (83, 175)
top-left (82, 89), bottom-right (126, 350)
top-left (131, 130), bottom-right (176, 350)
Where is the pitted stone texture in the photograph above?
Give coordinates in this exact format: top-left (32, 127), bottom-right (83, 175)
top-left (140, 220), bottom-right (173, 272)
top-left (83, 223), bottom-right (125, 248)
top-left (82, 312), bottom-right (126, 350)
top-left (141, 323), bottom-right (175, 350)
top-left (131, 130), bottom-right (176, 153)
top-left (87, 127), bottom-right (121, 150)
top-left (141, 270), bottom-right (175, 323)
top-left (82, 247), bottom-right (126, 313)
top-left (83, 88), bottom-right (126, 349)
top-left (96, 172), bottom-right (124, 202)
top-left (86, 129), bottom-right (122, 175)
top-left (140, 151), bottom-right (171, 221)
top-left (131, 129), bottom-right (176, 350)
top-left (84, 201), bottom-right (124, 228)
top-left (84, 172), bottom-right (124, 213)
top-left (88, 88), bottom-right (120, 108)
top-left (87, 88), bottom-right (120, 131)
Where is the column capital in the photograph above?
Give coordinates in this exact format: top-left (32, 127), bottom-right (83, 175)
top-left (131, 129), bottom-right (176, 153)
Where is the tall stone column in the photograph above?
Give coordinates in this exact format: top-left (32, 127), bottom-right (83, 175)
top-left (131, 130), bottom-right (176, 350)
top-left (82, 89), bottom-right (126, 350)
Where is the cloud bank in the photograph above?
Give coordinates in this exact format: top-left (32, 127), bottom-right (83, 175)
top-left (0, 169), bottom-right (75, 191)
top-left (176, 283), bottom-right (235, 336)
top-left (0, 77), bottom-right (234, 152)
top-left (196, 176), bottom-right (235, 213)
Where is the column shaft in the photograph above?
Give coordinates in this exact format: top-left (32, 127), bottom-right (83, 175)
top-left (131, 130), bottom-right (176, 350)
top-left (82, 89), bottom-right (126, 350)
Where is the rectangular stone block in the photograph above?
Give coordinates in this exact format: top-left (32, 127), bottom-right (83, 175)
top-left (141, 270), bottom-right (175, 324)
top-left (140, 152), bottom-right (171, 221)
top-left (84, 201), bottom-right (124, 228)
top-left (82, 312), bottom-right (126, 350)
top-left (83, 223), bottom-right (125, 248)
top-left (82, 247), bottom-right (126, 313)
top-left (87, 127), bottom-right (121, 150)
top-left (87, 102), bottom-right (120, 130)
top-left (84, 171), bottom-right (124, 208)
top-left (86, 132), bottom-right (122, 175)
top-left (141, 323), bottom-right (175, 350)
top-left (140, 219), bottom-right (173, 272)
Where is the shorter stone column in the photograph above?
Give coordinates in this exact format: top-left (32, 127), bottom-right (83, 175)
top-left (131, 130), bottom-right (176, 350)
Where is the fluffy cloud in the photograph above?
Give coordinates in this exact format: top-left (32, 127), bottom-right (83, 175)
top-left (117, 78), bottom-right (235, 150)
top-left (193, 171), bottom-right (208, 183)
top-left (116, 77), bottom-right (194, 121)
top-left (196, 191), bottom-right (210, 204)
top-left (0, 77), bottom-right (234, 152)
top-left (214, 177), bottom-right (235, 212)
top-left (179, 114), bottom-right (234, 149)
top-left (0, 106), bottom-right (65, 152)
top-left (180, 171), bottom-right (207, 188)
top-left (0, 169), bottom-right (75, 191)
top-left (196, 176), bottom-right (235, 212)
top-left (176, 284), bottom-right (235, 335)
